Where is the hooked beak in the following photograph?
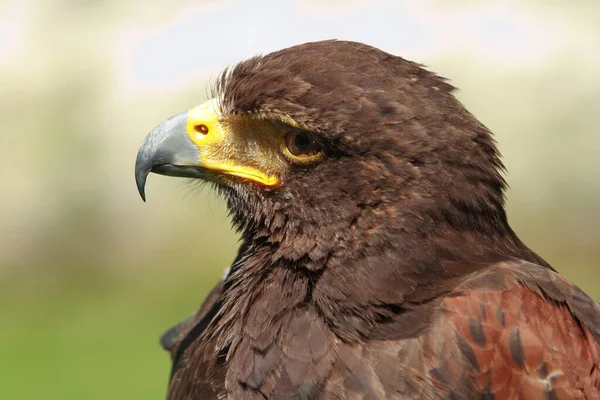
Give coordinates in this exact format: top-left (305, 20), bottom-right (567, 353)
top-left (135, 99), bottom-right (280, 201)
top-left (135, 111), bottom-right (201, 201)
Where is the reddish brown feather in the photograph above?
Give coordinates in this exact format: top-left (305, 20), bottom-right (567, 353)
top-left (444, 266), bottom-right (600, 399)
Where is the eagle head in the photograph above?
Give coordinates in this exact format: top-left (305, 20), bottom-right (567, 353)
top-left (136, 40), bottom-right (517, 272)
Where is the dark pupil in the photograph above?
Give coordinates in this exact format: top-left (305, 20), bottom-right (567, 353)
top-left (292, 132), bottom-right (312, 155)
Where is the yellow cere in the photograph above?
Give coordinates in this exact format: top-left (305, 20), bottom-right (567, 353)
top-left (185, 99), bottom-right (281, 187)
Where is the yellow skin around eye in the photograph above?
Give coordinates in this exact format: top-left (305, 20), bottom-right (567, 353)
top-left (185, 100), bottom-right (286, 187)
top-left (183, 99), bottom-right (323, 187)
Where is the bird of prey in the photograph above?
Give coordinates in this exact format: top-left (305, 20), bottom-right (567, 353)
top-left (135, 40), bottom-right (600, 399)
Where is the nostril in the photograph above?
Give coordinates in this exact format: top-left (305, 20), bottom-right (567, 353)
top-left (194, 124), bottom-right (209, 135)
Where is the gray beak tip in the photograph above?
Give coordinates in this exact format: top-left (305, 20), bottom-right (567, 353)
top-left (135, 174), bottom-right (148, 202)
top-left (138, 186), bottom-right (147, 202)
top-left (135, 150), bottom-right (151, 202)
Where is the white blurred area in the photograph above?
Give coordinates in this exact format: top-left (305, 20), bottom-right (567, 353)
top-left (0, 0), bottom-right (598, 288)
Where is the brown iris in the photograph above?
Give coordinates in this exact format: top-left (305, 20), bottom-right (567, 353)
top-left (283, 129), bottom-right (322, 161)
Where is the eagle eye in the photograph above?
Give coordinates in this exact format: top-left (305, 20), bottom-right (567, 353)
top-left (283, 129), bottom-right (323, 162)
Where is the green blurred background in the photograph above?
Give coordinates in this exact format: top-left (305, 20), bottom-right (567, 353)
top-left (1, 0), bottom-right (598, 398)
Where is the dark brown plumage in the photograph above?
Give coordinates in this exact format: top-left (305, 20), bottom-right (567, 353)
top-left (140, 40), bottom-right (600, 399)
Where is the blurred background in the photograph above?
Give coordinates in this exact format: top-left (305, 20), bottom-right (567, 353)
top-left (1, 0), bottom-right (598, 398)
